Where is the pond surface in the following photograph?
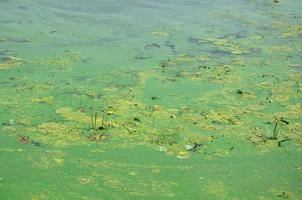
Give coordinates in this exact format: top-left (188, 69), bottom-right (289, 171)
top-left (0, 0), bottom-right (302, 199)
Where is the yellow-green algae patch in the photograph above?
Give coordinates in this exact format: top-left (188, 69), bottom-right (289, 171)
top-left (32, 96), bottom-right (55, 105)
top-left (37, 122), bottom-right (84, 146)
top-left (56, 107), bottom-right (92, 124)
top-left (31, 52), bottom-right (84, 70)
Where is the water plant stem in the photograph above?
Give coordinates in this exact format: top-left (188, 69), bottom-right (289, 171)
top-left (272, 117), bottom-right (289, 140)
top-left (95, 111), bottom-right (98, 130)
top-left (90, 110), bottom-right (98, 130)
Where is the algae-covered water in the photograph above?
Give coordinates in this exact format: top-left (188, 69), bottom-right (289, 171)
top-left (1, 0), bottom-right (302, 199)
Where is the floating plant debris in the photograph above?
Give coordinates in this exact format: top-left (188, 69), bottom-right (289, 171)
top-left (0, 55), bottom-right (24, 69)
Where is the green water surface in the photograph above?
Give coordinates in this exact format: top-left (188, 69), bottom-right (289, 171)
top-left (0, 0), bottom-right (302, 199)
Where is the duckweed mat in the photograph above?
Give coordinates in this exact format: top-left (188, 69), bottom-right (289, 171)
top-left (0, 0), bottom-right (301, 199)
